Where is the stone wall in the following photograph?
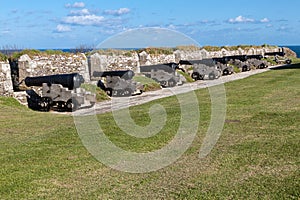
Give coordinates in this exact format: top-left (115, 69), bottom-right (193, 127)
top-left (17, 53), bottom-right (90, 85)
top-left (0, 61), bottom-right (13, 96)
top-left (0, 46), bottom-right (295, 97)
top-left (88, 46), bottom-right (284, 74)
top-left (88, 52), bottom-right (140, 81)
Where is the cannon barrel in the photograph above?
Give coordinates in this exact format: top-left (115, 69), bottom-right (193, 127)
top-left (264, 47), bottom-right (285, 57)
top-left (25, 73), bottom-right (84, 90)
top-left (140, 63), bottom-right (179, 73)
top-left (245, 54), bottom-right (263, 60)
top-left (223, 55), bottom-right (248, 62)
top-left (212, 57), bottom-right (227, 64)
top-left (93, 70), bottom-right (135, 80)
top-left (179, 59), bottom-right (216, 67)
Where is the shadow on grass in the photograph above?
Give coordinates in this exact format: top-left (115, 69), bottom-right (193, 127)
top-left (271, 63), bottom-right (300, 70)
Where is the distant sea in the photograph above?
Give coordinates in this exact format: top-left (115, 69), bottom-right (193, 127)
top-left (282, 46), bottom-right (300, 58)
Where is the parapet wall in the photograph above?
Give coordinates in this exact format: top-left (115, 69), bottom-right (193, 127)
top-left (0, 62), bottom-right (13, 96)
top-left (17, 53), bottom-right (90, 84)
top-left (88, 47), bottom-right (287, 78)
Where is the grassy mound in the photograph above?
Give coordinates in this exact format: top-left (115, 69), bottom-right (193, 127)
top-left (80, 83), bottom-right (110, 102)
top-left (133, 75), bottom-right (161, 92)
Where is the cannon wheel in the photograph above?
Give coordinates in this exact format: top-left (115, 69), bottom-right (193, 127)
top-left (168, 79), bottom-right (176, 87)
top-left (41, 97), bottom-right (52, 112)
top-left (242, 65), bottom-right (248, 72)
top-left (259, 63), bottom-right (266, 69)
top-left (106, 88), bottom-right (113, 97)
top-left (122, 88), bottom-right (132, 97)
top-left (208, 73), bottom-right (216, 80)
top-left (191, 72), bottom-right (200, 80)
top-left (160, 80), bottom-right (168, 87)
top-left (223, 69), bottom-right (229, 76)
top-left (286, 59), bottom-right (292, 64)
top-left (66, 98), bottom-right (78, 112)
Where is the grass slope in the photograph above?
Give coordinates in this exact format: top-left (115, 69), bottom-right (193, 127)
top-left (0, 65), bottom-right (299, 199)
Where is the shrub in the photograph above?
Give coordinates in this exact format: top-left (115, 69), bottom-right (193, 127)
top-left (230, 64), bottom-right (240, 73)
top-left (0, 52), bottom-right (7, 61)
top-left (178, 71), bottom-right (194, 83)
top-left (202, 46), bottom-right (221, 51)
top-left (138, 48), bottom-right (174, 55)
top-left (81, 83), bottom-right (110, 102)
top-left (175, 45), bottom-right (200, 51)
top-left (133, 75), bottom-right (161, 92)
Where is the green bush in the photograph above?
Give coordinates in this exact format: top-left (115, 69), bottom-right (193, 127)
top-left (263, 57), bottom-right (277, 66)
top-left (0, 52), bottom-right (7, 61)
top-left (175, 45), bottom-right (200, 51)
top-left (289, 57), bottom-right (300, 64)
top-left (133, 75), bottom-right (161, 92)
top-left (230, 64), bottom-right (240, 73)
top-left (202, 46), bottom-right (221, 51)
top-left (178, 71), bottom-right (194, 83)
top-left (44, 49), bottom-right (65, 55)
top-left (11, 49), bottom-right (72, 59)
top-left (138, 47), bottom-right (174, 55)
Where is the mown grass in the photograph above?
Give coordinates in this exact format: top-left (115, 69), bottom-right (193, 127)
top-left (0, 64), bottom-right (299, 199)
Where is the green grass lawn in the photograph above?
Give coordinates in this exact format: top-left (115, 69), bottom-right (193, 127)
top-left (0, 65), bottom-right (299, 199)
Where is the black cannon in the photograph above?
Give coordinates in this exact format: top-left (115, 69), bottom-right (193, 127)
top-left (93, 70), bottom-right (135, 80)
top-left (223, 55), bottom-right (248, 62)
top-left (245, 55), bottom-right (268, 69)
top-left (140, 63), bottom-right (183, 73)
top-left (25, 73), bottom-right (95, 112)
top-left (221, 55), bottom-right (251, 72)
top-left (93, 70), bottom-right (143, 97)
top-left (264, 48), bottom-right (291, 64)
top-left (264, 48), bottom-right (286, 57)
top-left (25, 73), bottom-right (84, 90)
top-left (140, 63), bottom-right (186, 87)
top-left (179, 59), bottom-right (222, 80)
top-left (245, 54), bottom-right (263, 60)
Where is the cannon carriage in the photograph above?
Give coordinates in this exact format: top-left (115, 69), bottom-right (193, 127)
top-left (140, 63), bottom-right (186, 87)
top-left (179, 59), bottom-right (222, 80)
top-left (93, 70), bottom-right (143, 97)
top-left (264, 48), bottom-right (292, 65)
top-left (212, 57), bottom-right (234, 76)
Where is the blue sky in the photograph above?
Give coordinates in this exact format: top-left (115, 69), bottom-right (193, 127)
top-left (0, 0), bottom-right (299, 49)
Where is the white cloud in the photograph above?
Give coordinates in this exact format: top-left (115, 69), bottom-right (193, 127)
top-left (167, 24), bottom-right (176, 29)
top-left (228, 16), bottom-right (255, 23)
top-left (277, 26), bottom-right (288, 31)
top-left (55, 24), bottom-right (71, 32)
top-left (65, 2), bottom-right (85, 8)
top-left (1, 29), bottom-right (11, 34)
top-left (260, 18), bottom-right (270, 23)
top-left (69, 8), bottom-right (90, 16)
top-left (63, 15), bottom-right (105, 26)
top-left (266, 24), bottom-right (273, 28)
top-left (103, 8), bottom-right (130, 16)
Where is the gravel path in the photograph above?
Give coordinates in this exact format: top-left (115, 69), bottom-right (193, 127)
top-left (74, 65), bottom-right (280, 116)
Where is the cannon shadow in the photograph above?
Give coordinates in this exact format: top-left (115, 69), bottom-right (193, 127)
top-left (270, 63), bottom-right (300, 70)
